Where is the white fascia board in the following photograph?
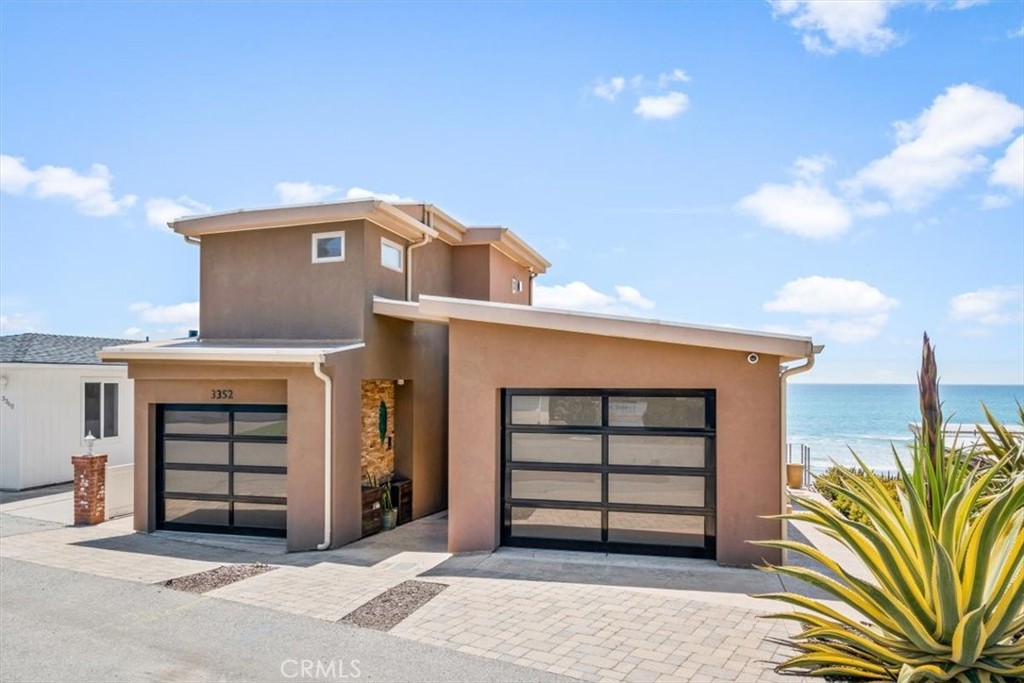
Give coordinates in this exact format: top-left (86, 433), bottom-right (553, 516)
top-left (416, 295), bottom-right (815, 361)
top-left (97, 342), bottom-right (365, 364)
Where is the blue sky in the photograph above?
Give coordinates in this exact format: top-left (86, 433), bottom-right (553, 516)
top-left (1, 1), bottom-right (1022, 384)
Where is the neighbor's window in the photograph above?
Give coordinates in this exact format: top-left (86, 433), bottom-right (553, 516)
top-left (312, 231), bottom-right (345, 263)
top-left (84, 382), bottom-right (119, 438)
top-left (381, 237), bottom-right (403, 272)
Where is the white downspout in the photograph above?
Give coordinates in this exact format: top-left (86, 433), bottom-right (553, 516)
top-left (313, 357), bottom-right (332, 550)
top-left (182, 235), bottom-right (201, 246)
top-left (778, 345), bottom-right (822, 561)
top-left (406, 206), bottom-right (434, 301)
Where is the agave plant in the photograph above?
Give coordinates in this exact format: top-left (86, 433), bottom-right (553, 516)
top-left (755, 334), bottom-right (1024, 682)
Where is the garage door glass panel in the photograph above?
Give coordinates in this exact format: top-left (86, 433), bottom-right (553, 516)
top-left (164, 469), bottom-right (229, 495)
top-left (163, 440), bottom-right (229, 465)
top-left (510, 507), bottom-right (602, 541)
top-left (165, 410), bottom-right (229, 435)
top-left (608, 513), bottom-right (705, 547)
top-left (234, 442), bottom-right (287, 467)
top-left (510, 433), bottom-right (601, 464)
top-left (608, 397), bottom-right (705, 429)
top-left (510, 395), bottom-right (601, 426)
top-left (164, 499), bottom-right (229, 526)
top-left (510, 470), bottom-right (601, 502)
top-left (608, 435), bottom-right (705, 468)
top-left (233, 472), bottom-right (287, 498)
top-left (234, 503), bottom-right (286, 530)
top-left (609, 474), bottom-right (704, 507)
top-left (234, 412), bottom-right (288, 437)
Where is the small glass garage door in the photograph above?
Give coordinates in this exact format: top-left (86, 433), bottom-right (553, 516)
top-left (502, 390), bottom-right (716, 558)
top-left (157, 404), bottom-right (287, 537)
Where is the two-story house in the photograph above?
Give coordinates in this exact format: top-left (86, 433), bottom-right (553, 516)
top-left (101, 198), bottom-right (820, 566)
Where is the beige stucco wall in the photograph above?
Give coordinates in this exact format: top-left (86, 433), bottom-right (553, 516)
top-left (451, 245), bottom-right (532, 305)
top-left (199, 220), bottom-right (369, 340)
top-left (128, 352), bottom-right (365, 552)
top-left (447, 320), bottom-right (784, 566)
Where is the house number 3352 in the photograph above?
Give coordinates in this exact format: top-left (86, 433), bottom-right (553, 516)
top-left (210, 389), bottom-right (234, 399)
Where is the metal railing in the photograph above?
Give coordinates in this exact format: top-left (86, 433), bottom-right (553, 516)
top-left (787, 443), bottom-right (812, 489)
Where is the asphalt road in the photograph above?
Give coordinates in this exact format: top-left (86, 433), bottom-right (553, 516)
top-left (0, 557), bottom-right (569, 683)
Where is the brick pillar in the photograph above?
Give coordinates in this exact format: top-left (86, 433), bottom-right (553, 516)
top-left (72, 453), bottom-right (108, 525)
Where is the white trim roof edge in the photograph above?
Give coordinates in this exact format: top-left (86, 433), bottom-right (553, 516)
top-left (374, 295), bottom-right (815, 360)
top-left (97, 339), bottom-right (366, 364)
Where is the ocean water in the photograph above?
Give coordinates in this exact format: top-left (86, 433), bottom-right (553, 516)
top-left (787, 384), bottom-right (1023, 474)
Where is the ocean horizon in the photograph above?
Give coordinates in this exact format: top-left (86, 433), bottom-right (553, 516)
top-left (787, 383), bottom-right (1023, 474)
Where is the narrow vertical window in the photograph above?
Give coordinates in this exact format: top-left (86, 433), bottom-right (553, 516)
top-left (84, 382), bottom-right (101, 438)
top-left (103, 383), bottom-right (119, 438)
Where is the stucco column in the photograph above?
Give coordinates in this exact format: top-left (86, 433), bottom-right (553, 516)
top-left (72, 452), bottom-right (108, 525)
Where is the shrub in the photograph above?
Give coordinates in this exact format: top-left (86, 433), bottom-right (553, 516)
top-left (755, 334), bottom-right (1024, 682)
top-left (815, 465), bottom-right (901, 526)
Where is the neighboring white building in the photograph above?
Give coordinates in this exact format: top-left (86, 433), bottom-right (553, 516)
top-left (1, 334), bottom-right (138, 490)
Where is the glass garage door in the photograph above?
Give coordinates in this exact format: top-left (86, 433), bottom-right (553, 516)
top-left (502, 390), bottom-right (716, 558)
top-left (157, 404), bottom-right (287, 537)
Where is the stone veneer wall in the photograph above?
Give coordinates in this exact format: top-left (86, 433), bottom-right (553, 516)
top-left (361, 379), bottom-right (395, 482)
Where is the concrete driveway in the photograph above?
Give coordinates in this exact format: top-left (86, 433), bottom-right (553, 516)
top-left (0, 511), bottom-right (827, 682)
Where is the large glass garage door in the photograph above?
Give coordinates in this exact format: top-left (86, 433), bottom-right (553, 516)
top-left (157, 404), bottom-right (287, 537)
top-left (502, 390), bottom-right (716, 558)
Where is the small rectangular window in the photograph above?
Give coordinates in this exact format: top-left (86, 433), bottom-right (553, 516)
top-left (512, 277), bottom-right (523, 294)
top-left (84, 382), bottom-right (101, 438)
top-left (381, 237), bottom-right (403, 272)
top-left (103, 383), bottom-right (119, 438)
top-left (312, 231), bottom-right (345, 263)
top-left (84, 382), bottom-right (118, 438)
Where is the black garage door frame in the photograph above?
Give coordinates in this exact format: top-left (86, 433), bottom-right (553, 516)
top-left (501, 389), bottom-right (716, 559)
top-left (157, 403), bottom-right (287, 537)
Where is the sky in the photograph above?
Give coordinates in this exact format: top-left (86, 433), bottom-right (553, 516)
top-left (1, 0), bottom-right (1022, 384)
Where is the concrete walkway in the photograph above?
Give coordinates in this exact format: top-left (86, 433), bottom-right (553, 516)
top-left (0, 511), bottom-right (831, 682)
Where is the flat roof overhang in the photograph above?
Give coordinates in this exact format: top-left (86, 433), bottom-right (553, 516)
top-left (170, 199), bottom-right (439, 243)
top-left (97, 338), bottom-right (365, 364)
top-left (374, 295), bottom-right (817, 362)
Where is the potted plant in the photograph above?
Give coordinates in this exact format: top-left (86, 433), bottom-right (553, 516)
top-left (380, 477), bottom-right (396, 530)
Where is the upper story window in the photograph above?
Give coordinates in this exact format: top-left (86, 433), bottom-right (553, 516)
top-left (381, 237), bottom-right (404, 272)
top-left (84, 381), bottom-right (118, 439)
top-left (312, 231), bottom-right (345, 263)
top-left (512, 277), bottom-right (523, 294)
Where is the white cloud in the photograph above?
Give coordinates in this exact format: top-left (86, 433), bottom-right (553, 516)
top-left (764, 276), bottom-right (898, 343)
top-left (845, 84), bottom-right (1024, 209)
top-left (345, 187), bottom-right (413, 203)
top-left (633, 92), bottom-right (690, 120)
top-left (129, 301), bottom-right (199, 326)
top-left (144, 196), bottom-right (212, 228)
top-left (122, 327), bottom-right (144, 338)
top-left (533, 281), bottom-right (656, 316)
top-left (1010, 24), bottom-right (1024, 39)
top-left (981, 193), bottom-right (1013, 210)
top-left (0, 155), bottom-right (136, 216)
top-left (951, 0), bottom-right (988, 8)
top-left (765, 276), bottom-right (899, 316)
top-left (949, 286), bottom-right (1023, 326)
top-left (275, 181), bottom-right (340, 204)
top-left (769, 0), bottom-right (900, 55)
top-left (736, 156), bottom-right (851, 239)
top-left (592, 76), bottom-right (626, 102)
top-left (657, 69), bottom-right (691, 87)
top-left (0, 312), bottom-right (42, 334)
top-left (989, 135), bottom-right (1024, 194)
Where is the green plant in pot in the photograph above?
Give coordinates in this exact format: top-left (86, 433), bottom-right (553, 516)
top-left (380, 478), bottom-right (396, 531)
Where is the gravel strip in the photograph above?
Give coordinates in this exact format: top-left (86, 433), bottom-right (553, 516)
top-left (340, 580), bottom-right (447, 631)
top-left (160, 563), bottom-right (274, 593)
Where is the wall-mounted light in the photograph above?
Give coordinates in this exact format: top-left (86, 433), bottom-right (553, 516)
top-left (747, 353), bottom-right (760, 365)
